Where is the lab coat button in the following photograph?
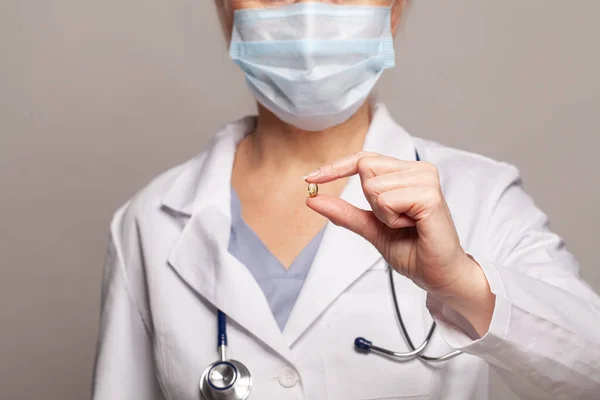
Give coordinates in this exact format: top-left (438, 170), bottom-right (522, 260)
top-left (278, 367), bottom-right (298, 388)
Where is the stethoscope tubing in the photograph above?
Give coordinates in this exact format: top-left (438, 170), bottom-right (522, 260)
top-left (201, 149), bottom-right (461, 400)
top-left (356, 147), bottom-right (462, 363)
top-left (200, 312), bottom-right (252, 400)
top-left (387, 264), bottom-right (463, 362)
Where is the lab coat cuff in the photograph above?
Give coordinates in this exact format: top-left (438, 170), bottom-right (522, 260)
top-left (426, 255), bottom-right (511, 353)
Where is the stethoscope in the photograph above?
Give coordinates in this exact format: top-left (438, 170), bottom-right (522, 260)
top-left (199, 311), bottom-right (252, 400)
top-left (353, 264), bottom-right (462, 362)
top-left (199, 151), bottom-right (462, 400)
top-left (353, 151), bottom-right (462, 363)
top-left (199, 266), bottom-right (462, 400)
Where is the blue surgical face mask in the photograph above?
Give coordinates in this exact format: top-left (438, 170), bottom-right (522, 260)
top-left (229, 2), bottom-right (395, 131)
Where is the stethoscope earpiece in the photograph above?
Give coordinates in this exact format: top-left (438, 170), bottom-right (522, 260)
top-left (354, 337), bottom-right (373, 353)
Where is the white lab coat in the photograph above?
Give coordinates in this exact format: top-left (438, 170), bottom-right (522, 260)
top-left (92, 104), bottom-right (600, 400)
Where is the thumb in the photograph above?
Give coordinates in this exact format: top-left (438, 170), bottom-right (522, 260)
top-left (306, 194), bottom-right (381, 245)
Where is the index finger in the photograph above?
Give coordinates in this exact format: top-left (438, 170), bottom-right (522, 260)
top-left (302, 151), bottom-right (374, 184)
top-left (303, 151), bottom-right (413, 184)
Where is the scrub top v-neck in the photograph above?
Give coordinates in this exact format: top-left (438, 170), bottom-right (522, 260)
top-left (228, 188), bottom-right (326, 331)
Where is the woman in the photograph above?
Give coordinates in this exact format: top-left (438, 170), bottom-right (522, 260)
top-left (92, 1), bottom-right (600, 399)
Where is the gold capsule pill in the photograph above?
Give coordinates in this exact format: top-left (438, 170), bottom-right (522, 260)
top-left (308, 183), bottom-right (318, 197)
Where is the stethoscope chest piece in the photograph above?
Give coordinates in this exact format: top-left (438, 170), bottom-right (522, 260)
top-left (200, 311), bottom-right (252, 400)
top-left (199, 359), bottom-right (251, 400)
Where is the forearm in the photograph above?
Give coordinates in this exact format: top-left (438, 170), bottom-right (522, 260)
top-left (427, 255), bottom-right (600, 399)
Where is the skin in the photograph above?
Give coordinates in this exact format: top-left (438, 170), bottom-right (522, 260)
top-left (221, 0), bottom-right (495, 336)
top-left (304, 154), bottom-right (496, 336)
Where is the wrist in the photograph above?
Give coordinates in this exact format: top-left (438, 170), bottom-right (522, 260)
top-left (425, 252), bottom-right (475, 300)
top-left (430, 253), bottom-right (496, 336)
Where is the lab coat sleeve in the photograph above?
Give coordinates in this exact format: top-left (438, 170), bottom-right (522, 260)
top-left (427, 166), bottom-right (600, 399)
top-left (92, 232), bottom-right (166, 400)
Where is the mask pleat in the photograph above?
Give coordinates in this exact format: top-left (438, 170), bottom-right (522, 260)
top-left (230, 2), bottom-right (395, 131)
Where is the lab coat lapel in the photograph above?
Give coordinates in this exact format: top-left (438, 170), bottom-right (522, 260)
top-left (283, 104), bottom-right (418, 347)
top-left (165, 119), bottom-right (294, 364)
top-left (167, 210), bottom-right (294, 363)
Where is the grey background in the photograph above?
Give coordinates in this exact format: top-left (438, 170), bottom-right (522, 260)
top-left (1, 0), bottom-right (598, 399)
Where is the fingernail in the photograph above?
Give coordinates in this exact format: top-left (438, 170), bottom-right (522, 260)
top-left (303, 169), bottom-right (321, 180)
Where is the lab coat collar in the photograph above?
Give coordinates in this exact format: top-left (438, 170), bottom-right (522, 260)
top-left (161, 116), bottom-right (255, 216)
top-left (161, 105), bottom-right (415, 216)
top-left (167, 208), bottom-right (296, 364)
top-left (164, 116), bottom-right (298, 364)
top-left (163, 104), bottom-right (416, 360)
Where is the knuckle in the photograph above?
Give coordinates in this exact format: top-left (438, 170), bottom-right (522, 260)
top-left (374, 207), bottom-right (396, 228)
top-left (341, 201), bottom-right (352, 220)
top-left (422, 161), bottom-right (439, 175)
top-left (389, 214), bottom-right (406, 229)
top-left (325, 162), bottom-right (339, 177)
top-left (426, 171), bottom-right (441, 187)
top-left (362, 178), bottom-right (378, 196)
top-left (357, 155), bottom-right (372, 169)
top-left (426, 188), bottom-right (444, 209)
top-left (384, 217), bottom-right (397, 228)
top-left (376, 193), bottom-right (391, 210)
top-left (357, 156), bottom-right (377, 178)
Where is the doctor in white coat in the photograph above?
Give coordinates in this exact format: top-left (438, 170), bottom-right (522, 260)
top-left (92, 0), bottom-right (600, 399)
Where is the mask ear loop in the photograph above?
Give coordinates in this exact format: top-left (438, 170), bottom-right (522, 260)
top-left (388, 0), bottom-right (411, 36)
top-left (388, 0), bottom-right (396, 35)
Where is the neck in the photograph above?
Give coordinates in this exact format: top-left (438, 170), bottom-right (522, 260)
top-left (242, 102), bottom-right (372, 176)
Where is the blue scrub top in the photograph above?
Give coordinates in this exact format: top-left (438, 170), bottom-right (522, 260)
top-left (228, 189), bottom-right (326, 331)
